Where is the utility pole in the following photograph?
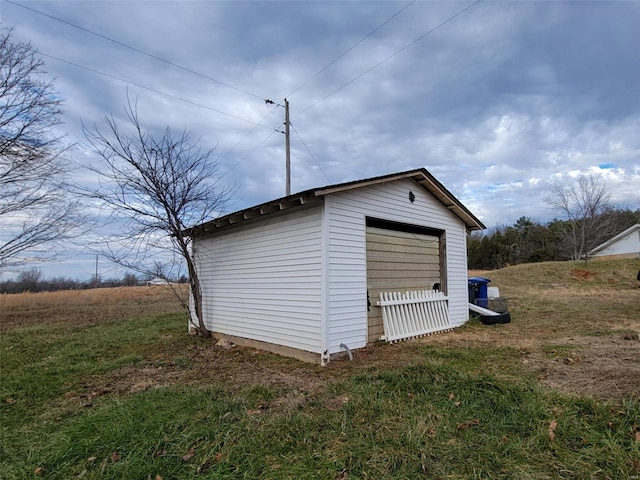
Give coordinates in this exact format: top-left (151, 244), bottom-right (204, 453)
top-left (265, 98), bottom-right (291, 196)
top-left (284, 98), bottom-right (291, 196)
top-left (95, 255), bottom-right (99, 289)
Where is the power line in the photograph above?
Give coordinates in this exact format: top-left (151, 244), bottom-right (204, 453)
top-left (295, 0), bottom-right (481, 119)
top-left (8, 0), bottom-right (287, 171)
top-left (227, 2), bottom-right (416, 180)
top-left (285, 0), bottom-right (415, 100)
top-left (224, 129), bottom-right (279, 176)
top-left (6, 0), bottom-right (266, 102)
top-left (290, 122), bottom-right (330, 183)
top-left (259, 2), bottom-right (414, 188)
top-left (38, 51), bottom-right (277, 130)
top-left (219, 108), bottom-right (278, 162)
top-left (275, 1), bottom-right (478, 187)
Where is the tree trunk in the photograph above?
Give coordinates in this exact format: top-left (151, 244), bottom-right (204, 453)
top-left (189, 272), bottom-right (210, 338)
top-left (186, 249), bottom-right (210, 338)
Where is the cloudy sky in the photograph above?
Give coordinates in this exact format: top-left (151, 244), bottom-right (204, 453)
top-left (2, 0), bottom-right (639, 280)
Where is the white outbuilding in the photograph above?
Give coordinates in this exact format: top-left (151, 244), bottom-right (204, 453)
top-left (587, 223), bottom-right (640, 259)
top-left (188, 168), bottom-right (485, 363)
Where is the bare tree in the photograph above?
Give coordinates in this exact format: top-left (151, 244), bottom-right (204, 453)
top-left (122, 272), bottom-right (139, 287)
top-left (0, 28), bottom-right (82, 268)
top-left (16, 266), bottom-right (43, 291)
top-left (544, 174), bottom-right (616, 261)
top-left (80, 99), bottom-right (235, 337)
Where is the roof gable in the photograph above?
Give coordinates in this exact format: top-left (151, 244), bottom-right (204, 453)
top-left (189, 168), bottom-right (485, 236)
top-left (588, 223), bottom-right (640, 255)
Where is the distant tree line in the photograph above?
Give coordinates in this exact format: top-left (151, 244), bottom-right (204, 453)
top-left (468, 208), bottom-right (639, 270)
top-left (0, 267), bottom-right (187, 294)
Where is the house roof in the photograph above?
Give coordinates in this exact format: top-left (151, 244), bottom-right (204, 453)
top-left (587, 223), bottom-right (640, 256)
top-left (188, 168), bottom-right (486, 236)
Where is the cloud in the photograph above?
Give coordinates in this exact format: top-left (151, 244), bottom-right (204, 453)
top-left (2, 0), bottom-right (639, 278)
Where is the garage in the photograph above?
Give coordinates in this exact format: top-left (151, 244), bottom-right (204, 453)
top-left (189, 168), bottom-right (484, 363)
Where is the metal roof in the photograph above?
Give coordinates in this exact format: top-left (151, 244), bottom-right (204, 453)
top-left (188, 168), bottom-right (486, 236)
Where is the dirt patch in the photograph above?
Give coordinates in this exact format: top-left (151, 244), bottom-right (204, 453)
top-left (423, 325), bottom-right (640, 401)
top-left (525, 335), bottom-right (640, 401)
top-left (569, 269), bottom-right (596, 280)
top-left (64, 345), bottom-right (333, 414)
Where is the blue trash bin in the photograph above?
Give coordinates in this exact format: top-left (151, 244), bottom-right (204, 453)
top-left (468, 277), bottom-right (491, 308)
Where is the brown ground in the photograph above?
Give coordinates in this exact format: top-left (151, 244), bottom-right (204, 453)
top-left (424, 325), bottom-right (640, 402)
top-left (64, 320), bottom-right (639, 409)
top-left (526, 335), bottom-right (640, 400)
top-left (4, 277), bottom-right (640, 404)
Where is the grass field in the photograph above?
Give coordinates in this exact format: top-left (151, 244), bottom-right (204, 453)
top-left (1, 260), bottom-right (639, 479)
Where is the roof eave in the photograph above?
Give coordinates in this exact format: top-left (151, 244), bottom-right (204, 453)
top-left (188, 190), bottom-right (319, 236)
top-left (188, 167), bottom-right (486, 236)
top-left (314, 168), bottom-right (485, 232)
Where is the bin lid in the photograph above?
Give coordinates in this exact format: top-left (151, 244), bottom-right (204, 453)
top-left (468, 276), bottom-right (491, 284)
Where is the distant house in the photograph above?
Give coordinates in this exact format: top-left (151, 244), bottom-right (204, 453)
top-left (146, 277), bottom-right (168, 286)
top-left (188, 168), bottom-right (485, 363)
top-left (587, 224), bottom-right (640, 259)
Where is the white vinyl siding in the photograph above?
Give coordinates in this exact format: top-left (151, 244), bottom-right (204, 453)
top-left (324, 204), bottom-right (367, 352)
top-left (195, 205), bottom-right (324, 353)
top-left (325, 178), bottom-right (470, 354)
top-left (592, 227), bottom-right (640, 257)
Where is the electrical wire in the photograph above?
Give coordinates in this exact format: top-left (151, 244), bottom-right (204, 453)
top-left (11, 0), bottom-right (479, 193)
top-left (294, 0), bottom-right (481, 120)
top-left (237, 0), bottom-right (479, 185)
top-left (6, 0), bottom-right (281, 182)
top-left (7, 0), bottom-right (287, 171)
top-left (272, 1), bottom-right (416, 185)
top-left (219, 108), bottom-right (277, 162)
top-left (224, 129), bottom-right (279, 176)
top-left (7, 0), bottom-right (284, 168)
top-left (290, 122), bottom-right (330, 183)
top-left (5, 0), bottom-right (266, 102)
top-left (276, 1), bottom-right (478, 185)
top-left (38, 51), bottom-right (277, 130)
top-left (285, 0), bottom-right (415, 99)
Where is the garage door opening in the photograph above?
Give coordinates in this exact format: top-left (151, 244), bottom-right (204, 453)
top-left (365, 218), bottom-right (446, 343)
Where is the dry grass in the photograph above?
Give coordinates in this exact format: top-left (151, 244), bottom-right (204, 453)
top-left (1, 259), bottom-right (638, 401)
top-left (0, 284), bottom-right (187, 309)
top-left (0, 285), bottom-right (186, 331)
top-left (2, 260), bottom-right (639, 479)
top-left (462, 259), bottom-right (640, 400)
